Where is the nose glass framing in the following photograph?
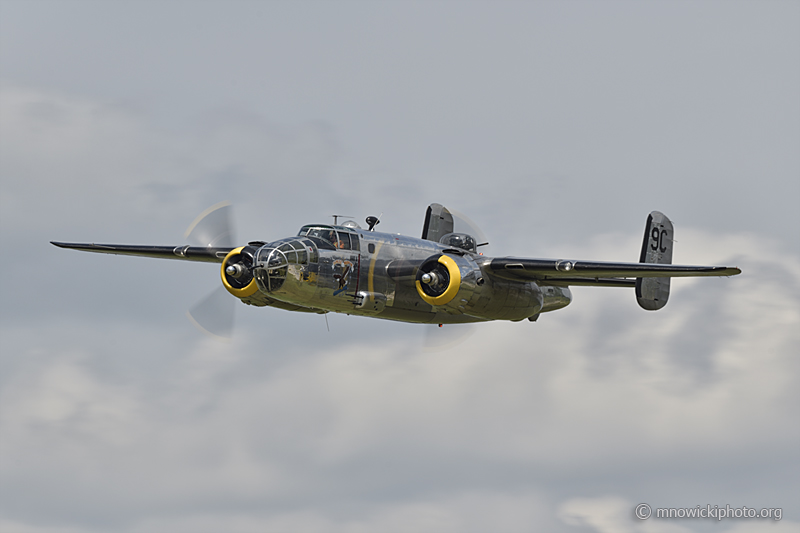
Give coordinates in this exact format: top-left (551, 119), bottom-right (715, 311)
top-left (254, 239), bottom-right (315, 292)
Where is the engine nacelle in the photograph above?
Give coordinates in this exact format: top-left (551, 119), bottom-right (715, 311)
top-left (416, 253), bottom-right (546, 321)
top-left (415, 253), bottom-right (480, 308)
top-left (220, 246), bottom-right (259, 298)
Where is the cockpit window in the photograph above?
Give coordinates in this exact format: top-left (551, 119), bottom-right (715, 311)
top-left (297, 226), bottom-right (335, 250)
top-left (348, 232), bottom-right (360, 251)
top-left (297, 225), bottom-right (359, 251)
top-left (311, 229), bottom-right (337, 246)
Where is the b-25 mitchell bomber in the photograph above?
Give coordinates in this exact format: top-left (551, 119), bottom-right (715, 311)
top-left (52, 203), bottom-right (741, 334)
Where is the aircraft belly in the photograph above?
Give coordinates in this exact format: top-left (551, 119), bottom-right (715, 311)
top-left (375, 307), bottom-right (436, 323)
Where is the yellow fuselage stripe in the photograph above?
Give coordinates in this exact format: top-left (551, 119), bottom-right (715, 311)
top-left (367, 242), bottom-right (384, 294)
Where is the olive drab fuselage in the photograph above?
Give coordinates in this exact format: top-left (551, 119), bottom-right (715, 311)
top-left (239, 225), bottom-right (571, 324)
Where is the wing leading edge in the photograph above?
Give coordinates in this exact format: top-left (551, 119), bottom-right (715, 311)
top-left (50, 241), bottom-right (233, 263)
top-left (488, 257), bottom-right (740, 286)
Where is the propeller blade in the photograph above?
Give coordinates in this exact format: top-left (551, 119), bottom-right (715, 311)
top-left (187, 286), bottom-right (236, 339)
top-left (185, 200), bottom-right (236, 248)
top-left (449, 208), bottom-right (490, 253)
top-left (184, 202), bottom-right (241, 338)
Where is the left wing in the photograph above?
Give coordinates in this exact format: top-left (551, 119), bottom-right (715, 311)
top-left (51, 242), bottom-right (233, 263)
top-left (488, 257), bottom-right (741, 286)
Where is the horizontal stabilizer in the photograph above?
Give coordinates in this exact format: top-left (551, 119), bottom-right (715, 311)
top-left (488, 257), bottom-right (740, 282)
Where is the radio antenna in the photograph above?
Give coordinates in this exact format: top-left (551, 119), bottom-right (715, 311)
top-left (331, 214), bottom-right (353, 225)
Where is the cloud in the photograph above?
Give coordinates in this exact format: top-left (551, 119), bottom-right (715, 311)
top-left (558, 496), bottom-right (798, 533)
top-left (1, 224), bottom-right (797, 531)
top-left (559, 496), bottom-right (643, 533)
top-left (1, 13), bottom-right (798, 527)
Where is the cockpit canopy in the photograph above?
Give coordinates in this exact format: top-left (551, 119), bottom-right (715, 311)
top-left (438, 232), bottom-right (477, 253)
top-left (297, 225), bottom-right (360, 251)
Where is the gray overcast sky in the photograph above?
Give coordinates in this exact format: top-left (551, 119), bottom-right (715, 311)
top-left (1, 1), bottom-right (798, 532)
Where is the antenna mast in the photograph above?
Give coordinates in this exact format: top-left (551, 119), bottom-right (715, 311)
top-left (331, 214), bottom-right (352, 225)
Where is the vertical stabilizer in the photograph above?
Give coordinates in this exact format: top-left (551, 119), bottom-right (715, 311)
top-left (421, 203), bottom-right (454, 243)
top-left (636, 211), bottom-right (674, 310)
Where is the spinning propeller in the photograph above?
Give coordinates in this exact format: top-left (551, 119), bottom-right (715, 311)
top-left (449, 208), bottom-right (490, 253)
top-left (185, 201), bottom-right (242, 338)
top-left (420, 206), bottom-right (487, 351)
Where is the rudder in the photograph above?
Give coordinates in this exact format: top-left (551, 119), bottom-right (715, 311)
top-left (421, 203), bottom-right (454, 243)
top-left (636, 211), bottom-right (673, 310)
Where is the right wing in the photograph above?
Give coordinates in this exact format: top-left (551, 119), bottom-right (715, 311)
top-left (487, 257), bottom-right (741, 286)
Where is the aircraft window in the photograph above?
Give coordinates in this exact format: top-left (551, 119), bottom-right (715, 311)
top-left (256, 241), bottom-right (313, 267)
top-left (349, 233), bottom-right (360, 252)
top-left (254, 246), bottom-right (290, 292)
top-left (277, 243), bottom-right (295, 263)
top-left (297, 225), bottom-right (316, 236)
top-left (439, 233), bottom-right (477, 252)
top-left (307, 228), bottom-right (337, 247)
top-left (300, 239), bottom-right (319, 262)
top-left (341, 220), bottom-right (361, 230)
top-left (305, 235), bottom-right (335, 251)
top-left (336, 232), bottom-right (351, 250)
top-left (286, 241), bottom-right (307, 263)
top-left (298, 226), bottom-right (346, 251)
top-left (261, 248), bottom-right (287, 269)
top-left (368, 243), bottom-right (375, 254)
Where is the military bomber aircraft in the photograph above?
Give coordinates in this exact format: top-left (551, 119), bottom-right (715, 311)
top-left (52, 203), bottom-right (741, 334)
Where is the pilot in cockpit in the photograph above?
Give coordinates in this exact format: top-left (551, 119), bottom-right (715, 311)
top-left (325, 230), bottom-right (338, 248)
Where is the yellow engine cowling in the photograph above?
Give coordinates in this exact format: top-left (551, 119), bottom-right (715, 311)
top-left (221, 246), bottom-right (258, 298)
top-left (415, 253), bottom-right (479, 307)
